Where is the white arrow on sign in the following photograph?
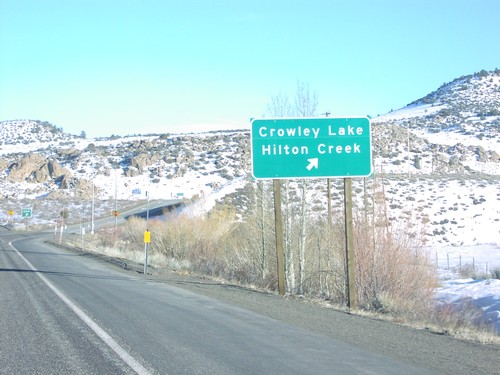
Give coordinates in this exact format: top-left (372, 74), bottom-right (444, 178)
top-left (306, 158), bottom-right (318, 171)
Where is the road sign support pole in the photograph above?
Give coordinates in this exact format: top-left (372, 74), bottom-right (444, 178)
top-left (273, 179), bottom-right (286, 296)
top-left (344, 177), bottom-right (357, 309)
top-left (144, 243), bottom-right (149, 275)
top-left (143, 230), bottom-right (151, 275)
top-left (59, 217), bottom-right (64, 244)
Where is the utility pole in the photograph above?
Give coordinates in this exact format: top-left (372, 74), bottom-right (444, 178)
top-left (115, 166), bottom-right (118, 231)
top-left (146, 191), bottom-right (150, 223)
top-left (91, 181), bottom-right (95, 234)
top-left (407, 122), bottom-right (411, 178)
top-left (324, 110), bottom-right (332, 227)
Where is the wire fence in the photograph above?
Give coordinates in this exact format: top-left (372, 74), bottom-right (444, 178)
top-left (435, 251), bottom-right (498, 276)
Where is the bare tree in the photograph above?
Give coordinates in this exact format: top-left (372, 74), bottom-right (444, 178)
top-left (267, 91), bottom-right (293, 117)
top-left (294, 80), bottom-right (318, 117)
top-left (266, 81), bottom-right (319, 294)
top-left (294, 80), bottom-right (318, 293)
top-left (297, 180), bottom-right (307, 294)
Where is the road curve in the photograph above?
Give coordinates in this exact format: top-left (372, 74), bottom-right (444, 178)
top-left (1, 230), bottom-right (495, 374)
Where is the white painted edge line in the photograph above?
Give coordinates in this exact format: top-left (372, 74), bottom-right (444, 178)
top-left (10, 241), bottom-right (153, 375)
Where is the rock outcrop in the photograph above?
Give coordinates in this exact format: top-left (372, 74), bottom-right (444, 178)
top-left (8, 154), bottom-right (72, 185)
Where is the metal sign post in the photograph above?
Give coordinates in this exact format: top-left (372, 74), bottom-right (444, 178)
top-left (273, 180), bottom-right (286, 296)
top-left (143, 230), bottom-right (151, 275)
top-left (344, 178), bottom-right (357, 309)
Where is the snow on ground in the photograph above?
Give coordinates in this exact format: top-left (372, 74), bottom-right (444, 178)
top-left (433, 244), bottom-right (500, 334)
top-left (436, 276), bottom-right (500, 334)
top-left (426, 176), bottom-right (500, 334)
top-left (372, 103), bottom-right (445, 122)
top-left (413, 128), bottom-right (500, 156)
top-left (182, 176), bottom-right (246, 217)
top-left (436, 278), bottom-right (500, 334)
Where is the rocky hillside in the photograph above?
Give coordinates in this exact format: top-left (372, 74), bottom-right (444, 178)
top-left (0, 70), bottom-right (499, 247)
top-left (372, 69), bottom-right (500, 176)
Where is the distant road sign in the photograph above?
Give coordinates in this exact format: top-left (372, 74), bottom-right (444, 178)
top-left (251, 117), bottom-right (372, 179)
top-left (22, 208), bottom-right (32, 218)
top-left (7, 210), bottom-right (14, 216)
top-left (132, 188), bottom-right (142, 195)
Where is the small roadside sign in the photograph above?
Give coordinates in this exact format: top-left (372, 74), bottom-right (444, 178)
top-left (22, 208), bottom-right (32, 218)
top-left (144, 230), bottom-right (151, 243)
top-left (7, 210), bottom-right (14, 216)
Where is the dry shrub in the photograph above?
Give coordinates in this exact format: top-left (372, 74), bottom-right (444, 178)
top-left (217, 221), bottom-right (277, 288)
top-left (148, 206), bottom-right (238, 277)
top-left (111, 206), bottom-right (276, 288)
top-left (492, 267), bottom-right (500, 280)
top-left (430, 299), bottom-right (498, 341)
top-left (294, 215), bottom-right (437, 320)
top-left (96, 225), bottom-right (123, 248)
top-left (354, 220), bottom-right (438, 319)
top-left (297, 221), bottom-right (347, 302)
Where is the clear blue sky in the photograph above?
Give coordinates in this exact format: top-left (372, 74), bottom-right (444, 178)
top-left (1, 0), bottom-right (499, 138)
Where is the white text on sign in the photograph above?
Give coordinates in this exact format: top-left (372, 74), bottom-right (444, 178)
top-left (258, 125), bottom-right (364, 139)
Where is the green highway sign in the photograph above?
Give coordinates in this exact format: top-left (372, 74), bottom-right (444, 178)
top-left (251, 117), bottom-right (372, 179)
top-left (21, 207), bottom-right (32, 218)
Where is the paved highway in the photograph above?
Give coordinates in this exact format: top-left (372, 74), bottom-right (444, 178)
top-left (64, 199), bottom-right (184, 234)
top-left (1, 230), bottom-right (440, 374)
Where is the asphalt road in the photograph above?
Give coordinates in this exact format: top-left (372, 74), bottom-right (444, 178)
top-left (0, 230), bottom-right (497, 374)
top-left (63, 199), bottom-right (184, 235)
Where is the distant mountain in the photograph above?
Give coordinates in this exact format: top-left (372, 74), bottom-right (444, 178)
top-left (375, 69), bottom-right (500, 135)
top-left (372, 69), bottom-right (499, 176)
top-left (411, 69), bottom-right (500, 113)
top-left (0, 119), bottom-right (78, 146)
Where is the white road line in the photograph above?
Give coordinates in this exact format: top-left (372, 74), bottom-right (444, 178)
top-left (10, 241), bottom-right (154, 375)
